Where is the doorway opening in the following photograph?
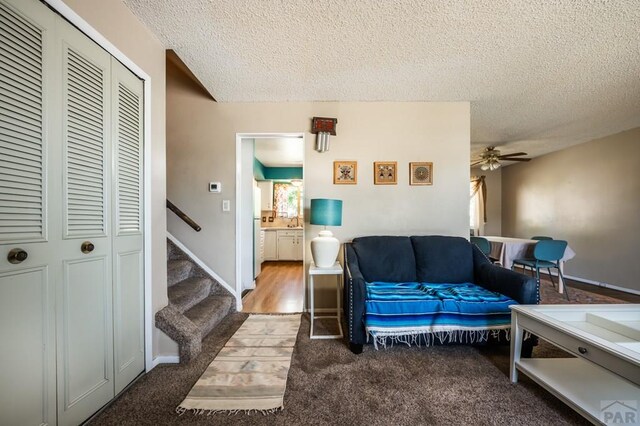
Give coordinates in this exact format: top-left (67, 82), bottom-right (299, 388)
top-left (236, 134), bottom-right (305, 313)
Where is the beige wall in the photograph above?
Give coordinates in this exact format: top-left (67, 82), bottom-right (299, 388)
top-left (61, 0), bottom-right (172, 357)
top-left (502, 127), bottom-right (640, 292)
top-left (167, 62), bottom-right (470, 308)
top-left (471, 167), bottom-right (502, 236)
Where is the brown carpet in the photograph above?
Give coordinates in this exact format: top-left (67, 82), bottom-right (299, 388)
top-left (90, 281), bottom-right (625, 425)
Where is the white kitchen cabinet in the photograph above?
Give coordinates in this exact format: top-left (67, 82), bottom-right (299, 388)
top-left (264, 230), bottom-right (278, 260)
top-left (293, 230), bottom-right (303, 261)
top-left (276, 230), bottom-right (303, 261)
top-left (277, 236), bottom-right (297, 260)
top-left (257, 180), bottom-right (274, 211)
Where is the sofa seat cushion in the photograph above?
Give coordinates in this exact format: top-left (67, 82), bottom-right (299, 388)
top-left (364, 282), bottom-right (517, 341)
top-left (351, 236), bottom-right (417, 283)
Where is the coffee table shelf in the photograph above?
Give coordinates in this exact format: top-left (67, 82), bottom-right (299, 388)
top-left (516, 358), bottom-right (640, 424)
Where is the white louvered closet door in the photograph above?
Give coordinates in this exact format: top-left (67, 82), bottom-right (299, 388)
top-left (111, 58), bottom-right (144, 395)
top-left (0, 1), bottom-right (57, 425)
top-left (56, 16), bottom-right (115, 426)
top-left (0, 1), bottom-right (145, 424)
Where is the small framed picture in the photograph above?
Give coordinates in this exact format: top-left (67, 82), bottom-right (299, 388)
top-left (409, 162), bottom-right (433, 185)
top-left (333, 161), bottom-right (357, 184)
top-left (374, 161), bottom-right (397, 185)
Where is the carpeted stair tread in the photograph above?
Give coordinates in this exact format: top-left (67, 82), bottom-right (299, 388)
top-left (184, 295), bottom-right (235, 338)
top-left (209, 282), bottom-right (231, 295)
top-left (168, 277), bottom-right (212, 313)
top-left (158, 239), bottom-right (237, 362)
top-left (167, 259), bottom-right (194, 287)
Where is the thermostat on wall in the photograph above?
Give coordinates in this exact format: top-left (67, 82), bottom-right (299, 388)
top-left (209, 182), bottom-right (221, 193)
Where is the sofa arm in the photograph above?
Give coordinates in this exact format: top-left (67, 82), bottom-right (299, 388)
top-left (344, 244), bottom-right (368, 345)
top-left (472, 245), bottom-right (539, 304)
top-left (475, 262), bottom-right (539, 305)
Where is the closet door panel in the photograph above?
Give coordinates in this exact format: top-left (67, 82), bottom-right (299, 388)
top-left (0, 0), bottom-right (57, 425)
top-left (0, 267), bottom-right (54, 426)
top-left (113, 249), bottom-right (143, 392)
top-left (111, 58), bottom-right (144, 394)
top-left (61, 257), bottom-right (111, 404)
top-left (56, 16), bottom-right (113, 426)
top-left (0, 0), bottom-right (48, 243)
top-left (62, 45), bottom-right (108, 238)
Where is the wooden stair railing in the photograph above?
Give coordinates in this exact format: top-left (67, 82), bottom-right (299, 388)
top-left (166, 199), bottom-right (201, 232)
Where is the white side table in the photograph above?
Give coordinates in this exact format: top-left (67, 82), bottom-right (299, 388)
top-left (309, 262), bottom-right (344, 339)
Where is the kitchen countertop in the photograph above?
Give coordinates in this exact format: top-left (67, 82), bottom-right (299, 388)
top-left (261, 227), bottom-right (304, 230)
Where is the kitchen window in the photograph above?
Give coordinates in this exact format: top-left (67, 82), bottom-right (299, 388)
top-left (274, 183), bottom-right (303, 218)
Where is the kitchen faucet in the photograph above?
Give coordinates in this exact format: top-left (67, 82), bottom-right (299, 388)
top-left (288, 216), bottom-right (301, 228)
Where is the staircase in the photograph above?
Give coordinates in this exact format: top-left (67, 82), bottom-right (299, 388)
top-left (155, 239), bottom-right (235, 362)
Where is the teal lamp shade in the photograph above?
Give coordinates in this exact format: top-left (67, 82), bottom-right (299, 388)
top-left (309, 199), bottom-right (342, 267)
top-left (310, 199), bottom-right (342, 226)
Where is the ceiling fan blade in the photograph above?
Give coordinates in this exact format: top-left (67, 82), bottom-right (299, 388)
top-left (471, 160), bottom-right (484, 166)
top-left (501, 157), bottom-right (531, 162)
top-left (498, 152), bottom-right (527, 158)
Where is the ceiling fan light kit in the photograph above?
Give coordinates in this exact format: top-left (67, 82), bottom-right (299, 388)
top-left (480, 159), bottom-right (501, 171)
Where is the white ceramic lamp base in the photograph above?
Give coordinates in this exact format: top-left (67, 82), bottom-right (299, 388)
top-left (310, 230), bottom-right (340, 268)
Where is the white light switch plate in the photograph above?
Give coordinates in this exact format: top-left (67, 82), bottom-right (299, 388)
top-left (222, 200), bottom-right (230, 211)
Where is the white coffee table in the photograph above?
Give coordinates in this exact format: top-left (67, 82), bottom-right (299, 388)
top-left (510, 304), bottom-right (640, 425)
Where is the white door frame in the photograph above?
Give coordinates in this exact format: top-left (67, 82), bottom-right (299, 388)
top-left (44, 0), bottom-right (155, 371)
top-left (235, 133), bottom-right (305, 312)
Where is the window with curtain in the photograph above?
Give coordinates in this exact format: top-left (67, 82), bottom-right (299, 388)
top-left (470, 186), bottom-right (478, 229)
top-left (470, 176), bottom-right (486, 235)
top-left (273, 183), bottom-right (303, 218)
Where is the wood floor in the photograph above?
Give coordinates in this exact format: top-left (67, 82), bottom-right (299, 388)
top-left (242, 261), bottom-right (304, 313)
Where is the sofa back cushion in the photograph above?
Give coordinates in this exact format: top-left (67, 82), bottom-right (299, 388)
top-left (350, 236), bottom-right (417, 283)
top-left (410, 236), bottom-right (474, 283)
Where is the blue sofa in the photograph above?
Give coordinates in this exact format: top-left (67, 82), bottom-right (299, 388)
top-left (343, 235), bottom-right (539, 354)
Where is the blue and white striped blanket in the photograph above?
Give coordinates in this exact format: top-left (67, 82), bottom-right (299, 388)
top-left (365, 282), bottom-right (517, 348)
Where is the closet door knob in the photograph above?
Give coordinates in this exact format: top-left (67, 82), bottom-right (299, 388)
top-left (81, 241), bottom-right (95, 254)
top-left (7, 248), bottom-right (28, 264)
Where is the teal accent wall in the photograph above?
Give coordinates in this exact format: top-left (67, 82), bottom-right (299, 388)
top-left (264, 167), bottom-right (303, 180)
top-left (254, 158), bottom-right (266, 180)
top-left (254, 159), bottom-right (302, 180)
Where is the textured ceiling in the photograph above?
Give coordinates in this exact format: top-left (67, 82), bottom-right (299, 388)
top-left (124, 0), bottom-right (640, 159)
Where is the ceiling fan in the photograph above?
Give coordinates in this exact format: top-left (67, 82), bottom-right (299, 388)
top-left (471, 146), bottom-right (531, 171)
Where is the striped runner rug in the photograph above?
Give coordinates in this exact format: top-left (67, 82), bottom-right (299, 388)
top-left (177, 314), bottom-right (301, 415)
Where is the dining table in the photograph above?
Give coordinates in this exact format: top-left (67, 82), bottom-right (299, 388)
top-left (484, 236), bottom-right (576, 295)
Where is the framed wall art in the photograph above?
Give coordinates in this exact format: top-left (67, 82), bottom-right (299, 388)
top-left (333, 160), bottom-right (357, 184)
top-left (374, 161), bottom-right (397, 185)
top-left (409, 162), bottom-right (433, 185)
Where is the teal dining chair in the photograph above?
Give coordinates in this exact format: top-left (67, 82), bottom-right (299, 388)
top-left (512, 239), bottom-right (570, 300)
top-left (518, 236), bottom-right (553, 273)
top-left (470, 237), bottom-right (500, 264)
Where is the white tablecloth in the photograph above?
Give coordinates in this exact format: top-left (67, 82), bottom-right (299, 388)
top-left (484, 236), bottom-right (576, 269)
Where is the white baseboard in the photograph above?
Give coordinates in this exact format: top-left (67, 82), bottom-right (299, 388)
top-left (534, 268), bottom-right (640, 296)
top-left (150, 355), bottom-right (180, 370)
top-left (167, 232), bottom-right (236, 297)
top-left (562, 274), bottom-right (640, 296)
